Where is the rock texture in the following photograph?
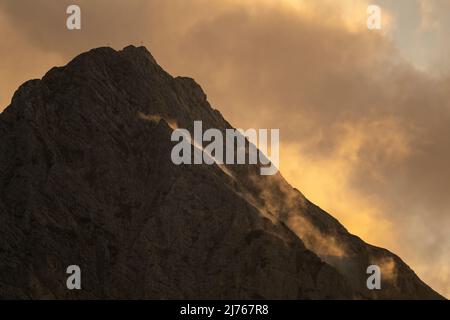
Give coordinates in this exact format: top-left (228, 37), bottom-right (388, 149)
top-left (0, 46), bottom-right (443, 299)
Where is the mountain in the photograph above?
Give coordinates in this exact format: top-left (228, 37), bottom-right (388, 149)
top-left (0, 45), bottom-right (443, 299)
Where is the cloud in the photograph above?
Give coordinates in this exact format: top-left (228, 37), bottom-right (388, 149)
top-left (418, 0), bottom-right (445, 32)
top-left (0, 0), bottom-right (448, 297)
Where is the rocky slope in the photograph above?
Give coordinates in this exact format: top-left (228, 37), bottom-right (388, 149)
top-left (0, 46), bottom-right (443, 299)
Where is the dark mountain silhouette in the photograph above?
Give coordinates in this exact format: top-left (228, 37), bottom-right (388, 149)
top-left (0, 45), bottom-right (443, 299)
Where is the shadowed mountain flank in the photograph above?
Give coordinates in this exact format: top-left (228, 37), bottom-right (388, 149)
top-left (0, 46), bottom-right (443, 299)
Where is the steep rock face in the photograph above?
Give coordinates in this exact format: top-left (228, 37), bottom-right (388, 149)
top-left (0, 46), bottom-right (442, 299)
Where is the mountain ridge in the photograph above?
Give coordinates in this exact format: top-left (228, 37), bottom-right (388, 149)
top-left (0, 45), bottom-right (443, 299)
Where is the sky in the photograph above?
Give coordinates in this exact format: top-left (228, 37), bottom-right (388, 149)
top-left (0, 0), bottom-right (449, 297)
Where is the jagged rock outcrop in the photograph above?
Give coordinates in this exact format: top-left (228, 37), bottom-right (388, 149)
top-left (0, 46), bottom-right (443, 299)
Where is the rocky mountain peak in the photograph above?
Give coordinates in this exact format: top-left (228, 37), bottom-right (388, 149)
top-left (0, 46), bottom-right (443, 299)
